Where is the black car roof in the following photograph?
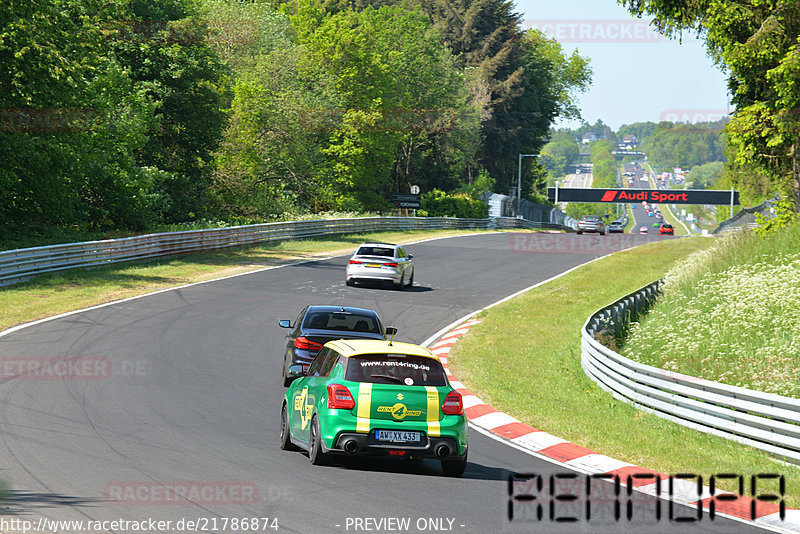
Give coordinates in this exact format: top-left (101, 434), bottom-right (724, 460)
top-left (304, 305), bottom-right (380, 316)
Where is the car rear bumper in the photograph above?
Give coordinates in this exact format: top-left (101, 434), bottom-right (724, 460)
top-left (320, 410), bottom-right (468, 456)
top-left (346, 265), bottom-right (401, 284)
top-left (331, 433), bottom-right (466, 460)
top-left (346, 273), bottom-right (401, 283)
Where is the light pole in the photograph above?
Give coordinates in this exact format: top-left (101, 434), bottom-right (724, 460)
top-left (517, 153), bottom-right (539, 217)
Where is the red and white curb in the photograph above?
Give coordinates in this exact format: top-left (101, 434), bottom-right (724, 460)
top-left (431, 319), bottom-right (800, 533)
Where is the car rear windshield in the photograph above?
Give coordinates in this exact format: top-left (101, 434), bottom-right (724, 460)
top-left (304, 312), bottom-right (381, 334)
top-left (345, 354), bottom-right (447, 386)
top-left (356, 246), bottom-right (395, 257)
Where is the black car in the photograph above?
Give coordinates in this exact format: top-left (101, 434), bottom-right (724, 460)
top-left (278, 306), bottom-right (385, 386)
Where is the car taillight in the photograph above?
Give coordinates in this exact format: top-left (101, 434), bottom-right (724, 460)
top-left (441, 390), bottom-right (463, 415)
top-left (294, 337), bottom-right (323, 351)
top-left (327, 384), bottom-right (355, 410)
top-left (383, 262), bottom-right (398, 268)
top-left (349, 260), bottom-right (363, 265)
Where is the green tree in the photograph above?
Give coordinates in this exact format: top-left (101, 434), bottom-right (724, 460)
top-left (616, 121), bottom-right (658, 142)
top-left (289, 1), bottom-right (480, 210)
top-left (205, 0), bottom-right (335, 216)
top-left (0, 0), bottom-right (165, 231)
top-left (422, 0), bottom-right (591, 192)
top-left (541, 132), bottom-right (580, 177)
top-left (640, 123), bottom-right (726, 169)
top-left (619, 0), bottom-right (800, 210)
top-left (113, 0), bottom-right (231, 222)
top-left (688, 161), bottom-right (724, 189)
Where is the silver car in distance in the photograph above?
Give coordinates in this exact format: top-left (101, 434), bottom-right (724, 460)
top-left (345, 243), bottom-right (414, 290)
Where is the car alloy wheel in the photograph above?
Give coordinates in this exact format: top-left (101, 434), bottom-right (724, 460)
top-left (279, 403), bottom-right (297, 451)
top-left (309, 416), bottom-right (328, 465)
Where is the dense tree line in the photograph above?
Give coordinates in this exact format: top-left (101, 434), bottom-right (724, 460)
top-left (617, 121), bottom-right (659, 142)
top-left (640, 123), bottom-right (726, 170)
top-left (620, 0), bottom-right (800, 212)
top-left (540, 131), bottom-right (580, 179)
top-left (565, 140), bottom-right (617, 220)
top-left (0, 0), bottom-right (590, 241)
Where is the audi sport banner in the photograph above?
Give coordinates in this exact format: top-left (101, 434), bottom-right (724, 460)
top-left (547, 188), bottom-right (739, 205)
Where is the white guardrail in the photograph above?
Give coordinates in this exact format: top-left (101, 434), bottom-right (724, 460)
top-left (582, 280), bottom-right (800, 464)
top-left (0, 216), bottom-right (573, 287)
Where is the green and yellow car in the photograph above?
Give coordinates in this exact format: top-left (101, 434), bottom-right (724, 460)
top-left (280, 338), bottom-right (468, 476)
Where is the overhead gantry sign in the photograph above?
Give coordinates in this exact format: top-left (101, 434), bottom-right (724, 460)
top-left (547, 188), bottom-right (740, 205)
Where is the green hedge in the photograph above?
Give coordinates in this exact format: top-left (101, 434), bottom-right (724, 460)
top-left (420, 189), bottom-right (489, 218)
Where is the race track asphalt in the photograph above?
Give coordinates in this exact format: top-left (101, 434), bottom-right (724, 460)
top-left (0, 232), bottom-right (765, 533)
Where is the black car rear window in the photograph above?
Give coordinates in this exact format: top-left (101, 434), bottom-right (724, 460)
top-left (345, 354), bottom-right (447, 386)
top-left (356, 246), bottom-right (395, 257)
top-left (304, 312), bottom-right (381, 334)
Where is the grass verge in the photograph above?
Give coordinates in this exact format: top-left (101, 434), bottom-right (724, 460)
top-left (623, 204), bottom-right (636, 233)
top-left (623, 225), bottom-right (800, 398)
top-left (448, 236), bottom-right (800, 507)
top-left (0, 228), bottom-right (493, 332)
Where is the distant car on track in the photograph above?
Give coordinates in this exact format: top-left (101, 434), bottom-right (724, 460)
top-left (346, 243), bottom-right (414, 289)
top-left (608, 221), bottom-right (624, 233)
top-left (576, 215), bottom-right (605, 235)
top-left (280, 338), bottom-right (468, 476)
top-left (639, 226), bottom-right (648, 234)
top-left (279, 306), bottom-right (386, 386)
top-left (659, 224), bottom-right (674, 235)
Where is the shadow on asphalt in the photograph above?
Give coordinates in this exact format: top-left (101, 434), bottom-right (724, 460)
top-left (324, 456), bottom-right (509, 481)
top-left (348, 281), bottom-right (433, 293)
top-left (1, 490), bottom-right (105, 512)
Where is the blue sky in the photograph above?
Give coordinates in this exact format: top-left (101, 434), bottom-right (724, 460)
top-left (514, 0), bottom-right (732, 130)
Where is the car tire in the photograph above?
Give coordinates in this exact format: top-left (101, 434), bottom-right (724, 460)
top-left (407, 270), bottom-right (414, 288)
top-left (576, 231), bottom-right (582, 235)
top-left (441, 451), bottom-right (467, 477)
top-left (600, 231), bottom-right (605, 235)
top-left (395, 274), bottom-right (405, 291)
top-left (280, 403), bottom-right (298, 451)
top-left (309, 416), bottom-right (328, 465)
top-left (346, 278), bottom-right (355, 287)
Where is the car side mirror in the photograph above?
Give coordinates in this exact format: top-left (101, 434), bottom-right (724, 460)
top-left (279, 320), bottom-right (292, 328)
top-left (385, 327), bottom-right (397, 336)
top-left (407, 254), bottom-right (413, 259)
top-left (287, 364), bottom-right (306, 379)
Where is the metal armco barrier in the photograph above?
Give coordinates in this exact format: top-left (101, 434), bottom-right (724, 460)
top-left (582, 280), bottom-right (800, 464)
top-left (713, 196), bottom-right (777, 234)
top-left (0, 216), bottom-right (573, 287)
top-left (490, 217), bottom-right (575, 231)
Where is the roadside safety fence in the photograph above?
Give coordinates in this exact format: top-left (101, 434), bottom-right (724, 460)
top-left (582, 280), bottom-right (800, 464)
top-left (0, 216), bottom-right (574, 287)
top-left (713, 196), bottom-right (777, 234)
